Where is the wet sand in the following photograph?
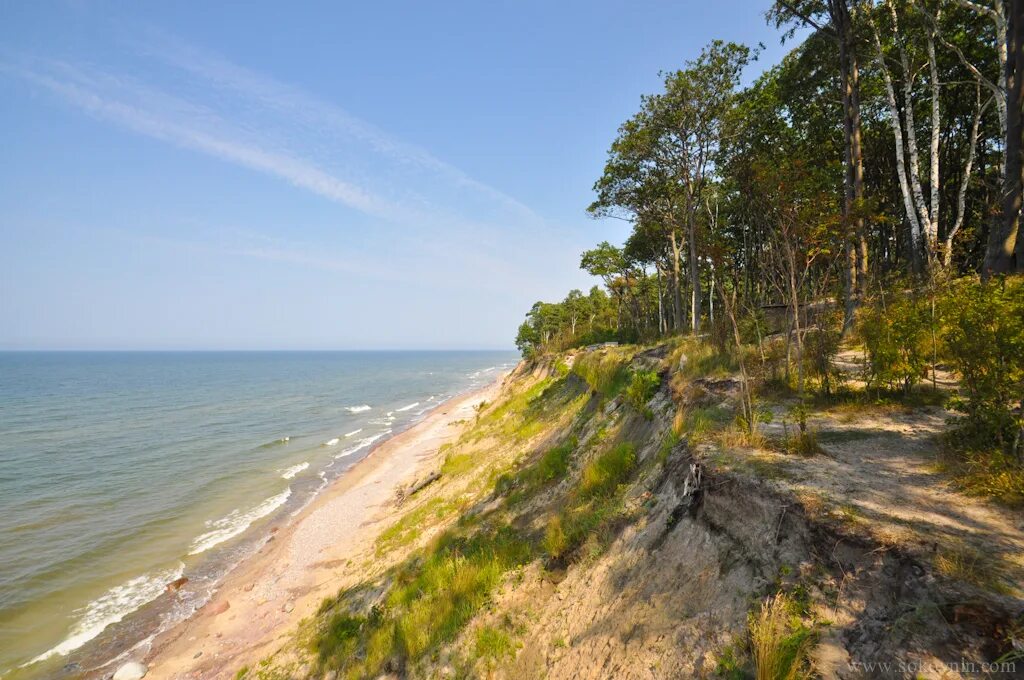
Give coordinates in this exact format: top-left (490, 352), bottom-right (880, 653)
top-left (132, 372), bottom-right (508, 679)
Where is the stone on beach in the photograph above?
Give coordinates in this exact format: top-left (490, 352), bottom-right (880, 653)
top-left (166, 576), bottom-right (188, 592)
top-left (112, 661), bottom-right (148, 680)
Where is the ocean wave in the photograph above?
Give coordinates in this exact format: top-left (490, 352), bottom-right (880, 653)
top-left (344, 405), bottom-right (371, 413)
top-left (395, 402), bottom-right (419, 412)
top-left (26, 562), bottom-right (185, 665)
top-left (324, 437), bottom-right (340, 446)
top-left (279, 462), bottom-right (309, 480)
top-left (344, 429), bottom-right (362, 437)
top-left (188, 488), bottom-right (292, 555)
top-left (334, 430), bottom-right (391, 459)
top-left (259, 436), bottom-right (290, 448)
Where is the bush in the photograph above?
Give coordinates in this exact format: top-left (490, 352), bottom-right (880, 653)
top-left (803, 310), bottom-right (843, 397)
top-left (625, 369), bottom-right (660, 415)
top-left (941, 277), bottom-right (1024, 456)
top-left (857, 292), bottom-right (931, 394)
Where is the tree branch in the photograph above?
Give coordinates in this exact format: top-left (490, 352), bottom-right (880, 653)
top-left (775, 0), bottom-right (839, 41)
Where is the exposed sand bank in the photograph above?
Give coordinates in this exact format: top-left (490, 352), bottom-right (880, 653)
top-left (129, 373), bottom-right (509, 680)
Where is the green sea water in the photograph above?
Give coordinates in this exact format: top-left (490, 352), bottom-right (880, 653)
top-left (0, 351), bottom-right (516, 677)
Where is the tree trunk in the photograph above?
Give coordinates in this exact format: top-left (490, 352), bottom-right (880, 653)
top-left (977, 0), bottom-right (1021, 274)
top-left (669, 231), bottom-right (685, 331)
top-left (945, 83), bottom-right (985, 267)
top-left (834, 0), bottom-right (865, 328)
top-left (1010, 0), bottom-right (1024, 270)
top-left (688, 212), bottom-right (702, 333)
top-left (927, 22), bottom-right (942, 264)
top-left (871, 15), bottom-right (925, 272)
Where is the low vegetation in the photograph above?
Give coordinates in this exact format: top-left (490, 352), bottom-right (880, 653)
top-left (748, 593), bottom-right (813, 680)
top-left (306, 364), bottom-right (651, 678)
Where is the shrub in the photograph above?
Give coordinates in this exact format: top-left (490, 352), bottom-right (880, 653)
top-left (941, 277), bottom-right (1024, 456)
top-left (803, 310), bottom-right (843, 397)
top-left (857, 292), bottom-right (931, 394)
top-left (625, 369), bottom-right (661, 415)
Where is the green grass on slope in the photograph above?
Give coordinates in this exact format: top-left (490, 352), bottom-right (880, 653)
top-left (308, 363), bottom-right (650, 678)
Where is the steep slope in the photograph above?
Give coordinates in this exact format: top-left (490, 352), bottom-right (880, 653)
top-left (244, 343), bottom-right (1023, 680)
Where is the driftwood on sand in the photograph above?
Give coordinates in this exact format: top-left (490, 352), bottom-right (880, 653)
top-left (396, 470), bottom-right (441, 505)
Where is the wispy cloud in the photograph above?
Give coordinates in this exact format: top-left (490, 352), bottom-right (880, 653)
top-left (3, 32), bottom-right (543, 235)
top-left (136, 32), bottom-right (544, 226)
top-left (2, 58), bottom-right (418, 222)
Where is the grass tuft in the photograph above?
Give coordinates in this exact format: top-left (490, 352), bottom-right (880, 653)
top-left (749, 593), bottom-right (813, 680)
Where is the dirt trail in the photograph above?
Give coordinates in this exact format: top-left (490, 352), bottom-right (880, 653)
top-left (748, 353), bottom-right (1024, 597)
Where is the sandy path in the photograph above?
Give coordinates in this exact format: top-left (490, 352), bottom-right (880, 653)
top-left (135, 373), bottom-right (508, 680)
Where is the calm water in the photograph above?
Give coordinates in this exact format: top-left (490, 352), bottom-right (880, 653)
top-left (0, 351), bottom-right (517, 676)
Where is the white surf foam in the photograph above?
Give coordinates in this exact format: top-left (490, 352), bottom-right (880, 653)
top-left (324, 437), bottom-right (340, 446)
top-left (26, 562), bottom-right (185, 665)
top-left (334, 430), bottom-right (391, 459)
top-left (279, 462), bottom-right (309, 480)
top-left (345, 405), bottom-right (371, 413)
top-left (188, 488), bottom-right (292, 555)
top-left (344, 429), bottom-right (362, 437)
top-left (395, 402), bottom-right (419, 412)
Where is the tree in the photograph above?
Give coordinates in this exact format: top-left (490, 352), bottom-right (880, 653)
top-left (771, 0), bottom-right (869, 327)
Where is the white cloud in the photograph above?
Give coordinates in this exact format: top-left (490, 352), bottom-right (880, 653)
top-left (136, 32), bottom-right (543, 225)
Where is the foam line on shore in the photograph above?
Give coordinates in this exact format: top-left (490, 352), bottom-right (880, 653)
top-left (188, 488), bottom-right (292, 556)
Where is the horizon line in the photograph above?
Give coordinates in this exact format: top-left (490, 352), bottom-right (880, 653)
top-left (0, 347), bottom-right (518, 353)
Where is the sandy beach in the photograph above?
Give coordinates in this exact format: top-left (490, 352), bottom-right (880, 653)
top-left (127, 372), bottom-right (509, 680)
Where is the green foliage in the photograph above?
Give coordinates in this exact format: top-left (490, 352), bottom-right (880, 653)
top-left (376, 496), bottom-right (454, 555)
top-left (714, 641), bottom-right (751, 680)
top-left (941, 278), bottom-right (1024, 454)
top-left (572, 351), bottom-right (630, 397)
top-left (499, 438), bottom-right (578, 500)
top-left (515, 286), bottom-right (620, 356)
top-left (474, 626), bottom-right (517, 664)
top-left (625, 369), bottom-right (661, 415)
top-left (534, 440), bottom-right (575, 483)
top-left (543, 514), bottom-right (568, 558)
top-left (938, 449), bottom-right (1024, 508)
top-left (678, 339), bottom-right (740, 380)
top-left (857, 292), bottom-right (931, 394)
top-left (579, 442), bottom-right (637, 500)
top-left (680, 404), bottom-right (734, 443)
top-left (658, 428), bottom-right (681, 464)
top-left (803, 311), bottom-right (843, 397)
top-left (748, 593), bottom-right (813, 680)
top-left (314, 526), bottom-right (533, 676)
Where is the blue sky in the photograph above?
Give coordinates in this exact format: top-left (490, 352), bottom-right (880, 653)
top-left (0, 1), bottom-right (800, 350)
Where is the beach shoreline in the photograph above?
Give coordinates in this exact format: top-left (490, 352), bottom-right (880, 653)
top-left (113, 370), bottom-right (510, 680)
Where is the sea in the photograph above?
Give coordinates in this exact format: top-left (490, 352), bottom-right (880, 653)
top-left (0, 350), bottom-right (518, 677)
